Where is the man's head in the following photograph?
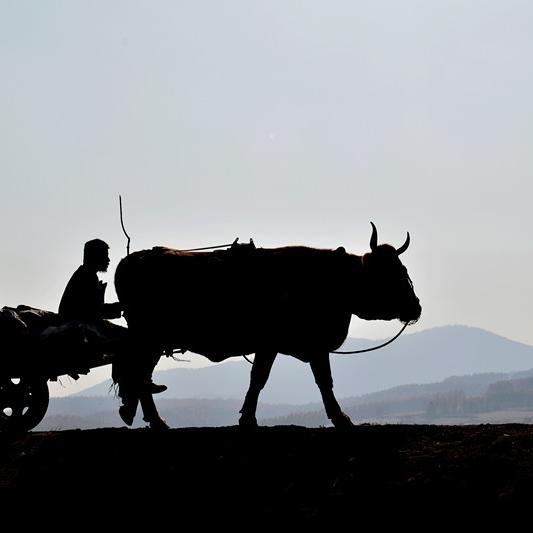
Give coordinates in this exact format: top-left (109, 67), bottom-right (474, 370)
top-left (83, 239), bottom-right (110, 272)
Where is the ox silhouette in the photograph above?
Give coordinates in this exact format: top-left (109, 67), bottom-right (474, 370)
top-left (114, 223), bottom-right (421, 428)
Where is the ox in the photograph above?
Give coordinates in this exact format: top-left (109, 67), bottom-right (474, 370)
top-left (114, 223), bottom-right (421, 428)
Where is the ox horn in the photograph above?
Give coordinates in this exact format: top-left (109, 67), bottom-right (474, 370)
top-left (396, 232), bottom-right (410, 255)
top-left (370, 222), bottom-right (378, 251)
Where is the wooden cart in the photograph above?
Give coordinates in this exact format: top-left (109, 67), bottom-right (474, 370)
top-left (0, 306), bottom-right (116, 433)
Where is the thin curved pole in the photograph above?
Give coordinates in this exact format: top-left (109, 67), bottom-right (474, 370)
top-left (119, 195), bottom-right (131, 256)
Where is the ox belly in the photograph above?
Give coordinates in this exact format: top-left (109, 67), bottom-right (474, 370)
top-left (127, 298), bottom-right (352, 363)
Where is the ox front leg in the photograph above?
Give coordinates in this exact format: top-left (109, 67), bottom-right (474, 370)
top-left (239, 351), bottom-right (277, 428)
top-left (310, 354), bottom-right (354, 429)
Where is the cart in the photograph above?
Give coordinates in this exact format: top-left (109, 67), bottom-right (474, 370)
top-left (0, 305), bottom-right (118, 433)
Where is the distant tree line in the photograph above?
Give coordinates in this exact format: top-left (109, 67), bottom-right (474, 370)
top-left (425, 377), bottom-right (533, 419)
top-left (264, 377), bottom-right (533, 426)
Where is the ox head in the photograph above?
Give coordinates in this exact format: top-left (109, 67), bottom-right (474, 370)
top-left (355, 222), bottom-right (421, 325)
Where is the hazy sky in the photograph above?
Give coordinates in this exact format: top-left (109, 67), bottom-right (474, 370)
top-left (2, 2), bottom-right (533, 394)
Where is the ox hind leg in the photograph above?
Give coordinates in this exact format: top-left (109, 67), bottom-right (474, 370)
top-left (310, 354), bottom-right (354, 428)
top-left (239, 351), bottom-right (277, 428)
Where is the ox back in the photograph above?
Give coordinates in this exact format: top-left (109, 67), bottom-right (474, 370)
top-left (114, 245), bottom-right (357, 362)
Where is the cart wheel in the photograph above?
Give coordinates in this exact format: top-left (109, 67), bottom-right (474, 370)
top-left (0, 377), bottom-right (49, 433)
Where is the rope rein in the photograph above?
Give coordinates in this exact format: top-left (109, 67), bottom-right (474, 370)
top-left (240, 323), bottom-right (409, 364)
top-left (331, 322), bottom-right (408, 354)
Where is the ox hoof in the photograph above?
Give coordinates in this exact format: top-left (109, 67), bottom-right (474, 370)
top-left (331, 412), bottom-right (354, 429)
top-left (238, 413), bottom-right (258, 429)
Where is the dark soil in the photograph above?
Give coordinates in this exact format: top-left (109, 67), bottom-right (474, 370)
top-left (1, 424), bottom-right (533, 521)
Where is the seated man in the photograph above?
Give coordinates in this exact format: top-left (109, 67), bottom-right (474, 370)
top-left (59, 239), bottom-right (167, 427)
top-left (59, 239), bottom-right (122, 323)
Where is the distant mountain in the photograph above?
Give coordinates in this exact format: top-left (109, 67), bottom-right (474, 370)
top-left (71, 326), bottom-right (533, 404)
top-left (340, 371), bottom-right (513, 405)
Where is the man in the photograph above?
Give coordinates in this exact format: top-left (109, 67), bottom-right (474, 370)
top-left (59, 239), bottom-right (168, 429)
top-left (59, 239), bottom-right (122, 322)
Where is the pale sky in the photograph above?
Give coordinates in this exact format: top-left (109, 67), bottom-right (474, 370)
top-left (2, 1), bottom-right (533, 395)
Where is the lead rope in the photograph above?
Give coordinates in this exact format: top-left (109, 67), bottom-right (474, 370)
top-left (241, 323), bottom-right (409, 364)
top-left (331, 322), bottom-right (408, 354)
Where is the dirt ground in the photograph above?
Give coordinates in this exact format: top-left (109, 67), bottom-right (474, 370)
top-left (1, 424), bottom-right (533, 522)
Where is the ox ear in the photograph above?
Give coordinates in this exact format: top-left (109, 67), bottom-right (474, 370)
top-left (370, 222), bottom-right (378, 251)
top-left (396, 232), bottom-right (410, 255)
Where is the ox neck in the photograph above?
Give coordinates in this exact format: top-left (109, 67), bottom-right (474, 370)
top-left (350, 254), bottom-right (372, 318)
